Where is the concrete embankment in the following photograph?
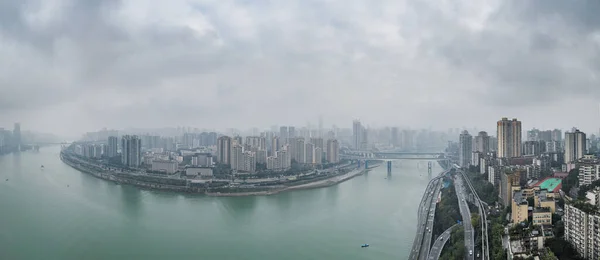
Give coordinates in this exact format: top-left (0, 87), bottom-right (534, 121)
top-left (207, 167), bottom-right (370, 197)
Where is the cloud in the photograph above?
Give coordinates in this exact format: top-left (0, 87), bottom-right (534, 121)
top-left (0, 0), bottom-right (599, 137)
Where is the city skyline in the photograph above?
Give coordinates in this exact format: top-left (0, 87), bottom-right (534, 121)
top-left (1, 1), bottom-right (600, 138)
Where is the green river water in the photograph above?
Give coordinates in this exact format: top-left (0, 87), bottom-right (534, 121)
top-left (0, 146), bottom-right (439, 260)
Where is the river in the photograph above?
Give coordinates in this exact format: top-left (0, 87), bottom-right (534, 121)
top-left (0, 146), bottom-right (440, 260)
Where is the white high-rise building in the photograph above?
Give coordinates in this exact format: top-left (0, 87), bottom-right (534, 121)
top-left (459, 131), bottom-right (473, 167)
top-left (565, 129), bottom-right (586, 164)
top-left (578, 155), bottom-right (600, 186)
top-left (314, 147), bottom-right (322, 165)
top-left (107, 136), bottom-right (118, 158)
top-left (277, 150), bottom-right (290, 169)
top-left (564, 203), bottom-right (600, 259)
top-left (326, 139), bottom-right (340, 163)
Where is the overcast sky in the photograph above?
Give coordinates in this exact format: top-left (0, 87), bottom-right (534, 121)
top-left (1, 0), bottom-right (599, 138)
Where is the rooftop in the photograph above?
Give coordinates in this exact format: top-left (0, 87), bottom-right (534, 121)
top-left (532, 177), bottom-right (562, 193)
top-left (513, 191), bottom-right (528, 205)
top-left (533, 207), bottom-right (551, 213)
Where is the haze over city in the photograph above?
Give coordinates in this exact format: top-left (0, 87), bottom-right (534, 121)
top-left (1, 0), bottom-right (600, 139)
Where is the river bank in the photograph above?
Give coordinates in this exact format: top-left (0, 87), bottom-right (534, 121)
top-left (206, 166), bottom-right (374, 197)
top-left (60, 151), bottom-right (378, 197)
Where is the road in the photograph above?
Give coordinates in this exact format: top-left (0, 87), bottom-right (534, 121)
top-left (409, 177), bottom-right (441, 260)
top-left (458, 169), bottom-right (490, 260)
top-left (409, 169), bottom-right (451, 260)
top-left (420, 180), bottom-right (443, 260)
top-left (427, 224), bottom-right (458, 260)
top-left (455, 176), bottom-right (475, 260)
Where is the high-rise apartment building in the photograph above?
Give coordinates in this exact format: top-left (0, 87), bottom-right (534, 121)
top-left (474, 131), bottom-right (490, 154)
top-left (497, 118), bottom-right (522, 158)
top-left (327, 139), bottom-right (340, 163)
top-left (353, 120), bottom-right (362, 150)
top-left (13, 123), bottom-right (21, 148)
top-left (500, 169), bottom-right (521, 206)
top-left (271, 136), bottom-right (280, 156)
top-left (565, 129), bottom-right (586, 164)
top-left (231, 145), bottom-right (244, 171)
top-left (564, 203), bottom-right (600, 259)
top-left (217, 136), bottom-right (232, 165)
top-left (121, 135), bottom-right (142, 168)
top-left (279, 126), bottom-right (288, 144)
top-left (295, 138), bottom-right (306, 163)
top-left (107, 136), bottom-right (118, 158)
top-left (288, 127), bottom-right (296, 139)
top-left (459, 131), bottom-right (473, 167)
top-left (305, 143), bottom-right (315, 164)
top-left (391, 127), bottom-right (399, 147)
top-left (578, 155), bottom-right (600, 186)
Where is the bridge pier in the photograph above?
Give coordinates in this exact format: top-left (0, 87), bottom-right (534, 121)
top-left (387, 161), bottom-right (392, 174)
top-left (428, 161), bottom-right (432, 174)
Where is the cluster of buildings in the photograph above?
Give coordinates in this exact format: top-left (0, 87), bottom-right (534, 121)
top-left (455, 117), bottom-right (598, 188)
top-left (216, 132), bottom-right (341, 173)
top-left (0, 123), bottom-right (21, 154)
top-left (449, 117), bottom-right (600, 257)
top-left (73, 126), bottom-right (343, 176)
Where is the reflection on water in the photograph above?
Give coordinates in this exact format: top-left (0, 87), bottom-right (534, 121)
top-left (220, 196), bottom-right (258, 221)
top-left (325, 185), bottom-right (339, 206)
top-left (120, 186), bottom-right (142, 219)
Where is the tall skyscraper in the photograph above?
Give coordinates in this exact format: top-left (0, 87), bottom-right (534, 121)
top-left (353, 120), bottom-right (362, 150)
top-left (288, 126), bottom-right (296, 139)
top-left (459, 130), bottom-right (473, 167)
top-left (13, 123), bottom-right (21, 149)
top-left (318, 116), bottom-right (323, 138)
top-left (107, 136), bottom-right (118, 158)
top-left (326, 139), bottom-right (339, 163)
top-left (474, 131), bottom-right (490, 154)
top-left (217, 136), bottom-right (232, 165)
top-left (279, 126), bottom-right (288, 144)
top-left (391, 127), bottom-right (399, 147)
top-left (121, 135), bottom-right (141, 168)
top-left (295, 138), bottom-right (306, 163)
top-left (271, 136), bottom-right (280, 156)
top-left (231, 145), bottom-right (244, 171)
top-left (497, 118), bottom-right (522, 158)
top-left (564, 129), bottom-right (586, 164)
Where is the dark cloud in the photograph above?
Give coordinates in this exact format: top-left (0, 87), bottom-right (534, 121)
top-left (0, 0), bottom-right (599, 136)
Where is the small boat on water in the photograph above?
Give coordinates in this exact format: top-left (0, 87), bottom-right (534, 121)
top-left (41, 165), bottom-right (44, 168)
top-left (361, 244), bottom-right (369, 248)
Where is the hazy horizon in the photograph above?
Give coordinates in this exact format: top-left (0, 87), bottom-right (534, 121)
top-left (1, 0), bottom-right (600, 138)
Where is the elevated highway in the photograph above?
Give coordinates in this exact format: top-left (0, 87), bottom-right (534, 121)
top-left (427, 224), bottom-right (459, 260)
top-left (408, 169), bottom-right (449, 260)
top-left (457, 168), bottom-right (490, 260)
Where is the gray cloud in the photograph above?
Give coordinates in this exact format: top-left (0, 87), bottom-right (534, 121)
top-left (0, 0), bottom-right (599, 137)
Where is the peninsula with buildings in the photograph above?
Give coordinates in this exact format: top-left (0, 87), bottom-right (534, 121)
top-left (59, 124), bottom-right (388, 196)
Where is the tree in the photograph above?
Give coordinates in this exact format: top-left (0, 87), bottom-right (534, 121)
top-left (562, 168), bottom-right (579, 194)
